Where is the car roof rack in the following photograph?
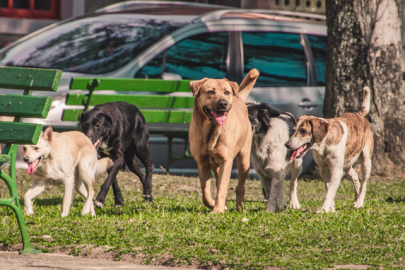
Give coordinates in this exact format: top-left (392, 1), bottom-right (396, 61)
top-left (96, 1), bottom-right (229, 13)
top-left (193, 9), bottom-right (326, 23)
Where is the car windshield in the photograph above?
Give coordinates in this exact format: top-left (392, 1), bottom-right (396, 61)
top-left (0, 13), bottom-right (189, 74)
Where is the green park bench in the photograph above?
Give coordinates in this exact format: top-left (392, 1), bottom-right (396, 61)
top-left (0, 66), bottom-right (61, 254)
top-left (61, 78), bottom-right (194, 173)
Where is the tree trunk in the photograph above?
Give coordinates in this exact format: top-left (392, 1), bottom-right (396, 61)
top-left (324, 0), bottom-right (405, 170)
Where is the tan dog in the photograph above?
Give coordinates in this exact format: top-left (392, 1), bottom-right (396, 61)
top-left (21, 127), bottom-right (113, 217)
top-left (285, 87), bottom-right (373, 212)
top-left (189, 69), bottom-right (259, 213)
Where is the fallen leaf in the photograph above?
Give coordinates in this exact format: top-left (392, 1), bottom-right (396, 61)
top-left (324, 248), bottom-right (331, 252)
top-left (127, 219), bottom-right (134, 223)
top-left (209, 248), bottom-right (218, 254)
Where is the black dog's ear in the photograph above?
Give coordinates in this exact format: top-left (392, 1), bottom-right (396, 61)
top-left (100, 112), bottom-right (113, 125)
top-left (79, 110), bottom-right (88, 122)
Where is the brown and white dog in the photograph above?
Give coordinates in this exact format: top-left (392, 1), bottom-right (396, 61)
top-left (285, 87), bottom-right (373, 212)
top-left (188, 69), bottom-right (259, 213)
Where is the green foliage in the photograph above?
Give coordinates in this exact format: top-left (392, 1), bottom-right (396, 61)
top-left (1, 169), bottom-right (405, 269)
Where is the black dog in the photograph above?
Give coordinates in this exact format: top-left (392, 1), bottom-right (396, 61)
top-left (80, 102), bottom-right (154, 207)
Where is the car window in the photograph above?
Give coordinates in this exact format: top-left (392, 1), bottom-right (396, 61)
top-left (0, 14), bottom-right (189, 74)
top-left (135, 32), bottom-right (227, 80)
top-left (308, 34), bottom-right (326, 86)
top-left (241, 32), bottom-right (307, 87)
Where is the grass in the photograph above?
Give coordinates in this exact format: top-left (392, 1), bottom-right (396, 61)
top-left (1, 168), bottom-right (405, 269)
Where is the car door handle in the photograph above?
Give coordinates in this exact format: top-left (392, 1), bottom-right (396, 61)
top-left (298, 101), bottom-right (318, 108)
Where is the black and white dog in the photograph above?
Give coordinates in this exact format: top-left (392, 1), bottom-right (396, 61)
top-left (80, 102), bottom-right (154, 207)
top-left (247, 102), bottom-right (303, 212)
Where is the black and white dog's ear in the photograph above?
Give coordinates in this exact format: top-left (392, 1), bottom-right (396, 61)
top-left (259, 103), bottom-right (281, 126)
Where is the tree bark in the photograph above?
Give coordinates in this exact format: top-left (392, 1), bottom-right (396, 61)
top-left (324, 0), bottom-right (405, 170)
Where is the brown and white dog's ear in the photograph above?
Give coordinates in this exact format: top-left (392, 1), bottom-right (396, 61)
top-left (223, 79), bottom-right (239, 97)
top-left (42, 126), bottom-right (53, 143)
top-left (310, 118), bottom-right (328, 143)
top-left (189, 78), bottom-right (209, 96)
top-left (297, 115), bottom-right (308, 123)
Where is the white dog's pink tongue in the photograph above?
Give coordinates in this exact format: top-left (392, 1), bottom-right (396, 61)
top-left (27, 159), bottom-right (39, 175)
top-left (93, 138), bottom-right (101, 148)
top-left (214, 112), bottom-right (227, 125)
top-left (290, 145), bottom-right (306, 160)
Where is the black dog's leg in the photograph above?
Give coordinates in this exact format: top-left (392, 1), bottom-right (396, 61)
top-left (111, 177), bottom-right (124, 207)
top-left (124, 148), bottom-right (153, 202)
top-left (133, 143), bottom-right (154, 203)
top-left (95, 158), bottom-right (124, 208)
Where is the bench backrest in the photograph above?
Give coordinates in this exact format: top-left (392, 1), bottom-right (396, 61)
top-left (63, 78), bottom-right (194, 124)
top-left (0, 67), bottom-right (61, 145)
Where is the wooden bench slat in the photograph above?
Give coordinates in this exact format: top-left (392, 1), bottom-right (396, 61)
top-left (70, 78), bottom-right (192, 93)
top-left (63, 109), bottom-right (192, 124)
top-left (0, 67), bottom-right (62, 91)
top-left (0, 122), bottom-right (43, 144)
top-left (65, 94), bottom-right (194, 108)
top-left (0, 95), bottom-right (52, 118)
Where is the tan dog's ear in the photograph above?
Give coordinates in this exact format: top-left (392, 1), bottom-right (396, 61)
top-left (189, 78), bottom-right (209, 96)
top-left (310, 118), bottom-right (328, 143)
top-left (223, 79), bottom-right (239, 97)
top-left (42, 126), bottom-right (53, 143)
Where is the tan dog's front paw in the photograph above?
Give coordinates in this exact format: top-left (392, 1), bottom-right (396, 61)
top-left (211, 205), bottom-right (226, 214)
top-left (236, 201), bottom-right (245, 212)
top-left (353, 201), bottom-right (364, 208)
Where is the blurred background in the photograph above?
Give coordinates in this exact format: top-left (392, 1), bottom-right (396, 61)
top-left (0, 0), bottom-right (327, 48)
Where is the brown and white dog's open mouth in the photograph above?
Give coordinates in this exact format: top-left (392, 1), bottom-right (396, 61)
top-left (203, 106), bottom-right (228, 125)
top-left (26, 157), bottom-right (41, 175)
top-left (290, 143), bottom-right (311, 160)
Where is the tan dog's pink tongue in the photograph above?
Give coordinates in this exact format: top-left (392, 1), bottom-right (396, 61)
top-left (27, 159), bottom-right (39, 175)
top-left (290, 145), bottom-right (306, 160)
top-left (214, 112), bottom-right (227, 125)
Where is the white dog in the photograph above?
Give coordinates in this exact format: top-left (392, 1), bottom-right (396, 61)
top-left (247, 102), bottom-right (303, 212)
top-left (21, 126), bottom-right (113, 217)
top-left (285, 87), bottom-right (373, 212)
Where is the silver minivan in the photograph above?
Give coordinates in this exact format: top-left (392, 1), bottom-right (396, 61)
top-left (0, 2), bottom-right (326, 174)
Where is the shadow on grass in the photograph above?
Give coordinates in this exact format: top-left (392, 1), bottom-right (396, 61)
top-left (385, 196), bottom-right (405, 203)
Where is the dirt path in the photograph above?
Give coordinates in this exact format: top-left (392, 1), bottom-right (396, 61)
top-left (0, 251), bottom-right (200, 270)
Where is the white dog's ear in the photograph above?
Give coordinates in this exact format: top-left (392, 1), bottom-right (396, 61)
top-left (42, 126), bottom-right (53, 143)
top-left (189, 78), bottom-right (209, 96)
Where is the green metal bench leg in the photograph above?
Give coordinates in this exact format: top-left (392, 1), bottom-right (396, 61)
top-left (0, 145), bottom-right (39, 254)
top-left (4, 201), bottom-right (39, 254)
top-left (166, 136), bottom-right (174, 173)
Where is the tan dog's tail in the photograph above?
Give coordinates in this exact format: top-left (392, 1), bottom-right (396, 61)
top-left (361, 86), bottom-right (371, 116)
top-left (96, 158), bottom-right (113, 176)
top-left (238, 69), bottom-right (260, 102)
